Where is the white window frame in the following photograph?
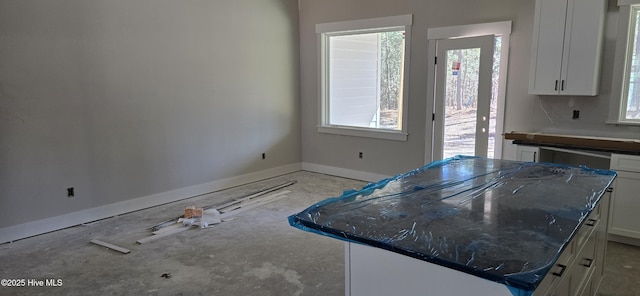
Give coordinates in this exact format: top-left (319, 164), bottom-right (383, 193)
top-left (609, 0), bottom-right (640, 125)
top-left (316, 15), bottom-right (412, 141)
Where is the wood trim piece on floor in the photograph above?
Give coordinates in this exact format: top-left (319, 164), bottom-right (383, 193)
top-left (0, 163), bottom-right (302, 244)
top-left (90, 239), bottom-right (131, 254)
top-left (301, 162), bottom-right (391, 183)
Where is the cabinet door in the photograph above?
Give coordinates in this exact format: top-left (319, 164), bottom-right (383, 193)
top-left (529, 0), bottom-right (568, 95)
top-left (591, 215), bottom-right (607, 295)
top-left (550, 264), bottom-right (573, 296)
top-left (559, 0), bottom-right (606, 96)
top-left (572, 233), bottom-right (596, 296)
top-left (528, 0), bottom-right (606, 96)
top-left (590, 193), bottom-right (610, 296)
top-left (609, 172), bottom-right (640, 239)
top-left (516, 145), bottom-right (540, 162)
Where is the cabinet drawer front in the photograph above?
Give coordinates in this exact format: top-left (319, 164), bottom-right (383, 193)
top-left (610, 154), bottom-right (640, 172)
top-left (536, 240), bottom-right (575, 295)
top-left (575, 204), bottom-right (600, 253)
top-left (572, 234), bottom-right (597, 296)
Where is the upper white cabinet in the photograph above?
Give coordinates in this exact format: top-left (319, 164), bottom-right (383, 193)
top-left (528, 0), bottom-right (607, 96)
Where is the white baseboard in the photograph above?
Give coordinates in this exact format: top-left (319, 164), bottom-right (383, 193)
top-left (0, 163), bottom-right (302, 244)
top-left (608, 233), bottom-right (640, 247)
top-left (301, 162), bottom-right (391, 183)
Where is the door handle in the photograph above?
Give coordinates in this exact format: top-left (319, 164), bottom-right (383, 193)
top-left (552, 264), bottom-right (567, 277)
top-left (582, 258), bottom-right (594, 268)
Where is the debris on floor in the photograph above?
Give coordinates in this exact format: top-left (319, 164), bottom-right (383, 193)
top-left (136, 181), bottom-right (296, 244)
top-left (160, 273), bottom-right (171, 279)
top-left (184, 206), bottom-right (203, 219)
top-left (90, 239), bottom-right (131, 254)
top-left (177, 210), bottom-right (221, 228)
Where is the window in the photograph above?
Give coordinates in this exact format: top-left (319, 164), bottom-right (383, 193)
top-left (622, 5), bottom-right (640, 121)
top-left (316, 15), bottom-right (412, 141)
top-left (610, 1), bottom-right (640, 125)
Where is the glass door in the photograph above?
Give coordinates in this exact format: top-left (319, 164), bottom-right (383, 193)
top-left (433, 36), bottom-right (494, 160)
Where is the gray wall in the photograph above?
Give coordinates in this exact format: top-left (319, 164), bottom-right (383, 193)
top-left (0, 0), bottom-right (301, 229)
top-left (299, 0), bottom-right (640, 175)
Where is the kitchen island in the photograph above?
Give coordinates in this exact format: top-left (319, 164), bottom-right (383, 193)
top-left (289, 156), bottom-right (616, 296)
top-left (505, 131), bottom-right (640, 247)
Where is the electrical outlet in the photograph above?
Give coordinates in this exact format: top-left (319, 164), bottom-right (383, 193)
top-left (262, 153), bottom-right (266, 160)
top-left (359, 152), bottom-right (363, 159)
top-left (572, 110), bottom-right (580, 119)
top-left (67, 187), bottom-right (75, 198)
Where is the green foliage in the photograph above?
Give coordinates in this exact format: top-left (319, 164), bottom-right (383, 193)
top-left (443, 37), bottom-right (501, 111)
top-left (379, 31), bottom-right (404, 111)
top-left (446, 48), bottom-right (481, 110)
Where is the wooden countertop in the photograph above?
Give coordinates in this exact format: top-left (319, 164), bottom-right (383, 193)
top-left (504, 132), bottom-right (640, 154)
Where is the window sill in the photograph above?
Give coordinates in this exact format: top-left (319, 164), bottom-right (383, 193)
top-left (605, 120), bottom-right (640, 127)
top-left (317, 126), bottom-right (408, 141)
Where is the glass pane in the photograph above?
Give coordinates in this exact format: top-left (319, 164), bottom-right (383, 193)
top-left (626, 8), bottom-right (640, 120)
top-left (489, 37), bottom-right (502, 158)
top-left (328, 31), bottom-right (404, 130)
top-left (443, 48), bottom-right (481, 159)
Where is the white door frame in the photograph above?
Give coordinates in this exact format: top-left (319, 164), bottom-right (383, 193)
top-left (433, 36), bottom-right (494, 160)
top-left (425, 21), bottom-right (512, 164)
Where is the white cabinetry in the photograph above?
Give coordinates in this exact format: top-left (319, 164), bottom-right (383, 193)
top-left (528, 0), bottom-right (606, 96)
top-left (609, 154), bottom-right (640, 240)
top-left (345, 243), bottom-right (514, 296)
top-left (536, 196), bottom-right (609, 296)
top-left (514, 145), bottom-right (611, 169)
top-left (516, 145), bottom-right (540, 162)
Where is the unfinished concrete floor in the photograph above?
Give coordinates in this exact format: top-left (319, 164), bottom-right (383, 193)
top-left (1, 171), bottom-right (639, 296)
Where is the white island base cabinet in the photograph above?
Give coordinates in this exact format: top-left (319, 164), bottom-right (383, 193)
top-left (344, 194), bottom-right (610, 296)
top-left (345, 242), bottom-right (516, 296)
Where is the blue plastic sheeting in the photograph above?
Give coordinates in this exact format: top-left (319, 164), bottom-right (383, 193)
top-left (288, 156), bottom-right (616, 293)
